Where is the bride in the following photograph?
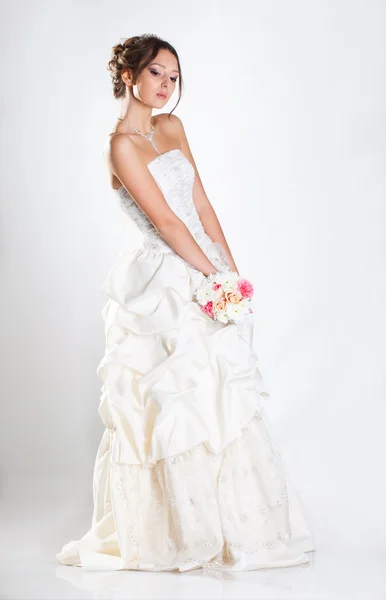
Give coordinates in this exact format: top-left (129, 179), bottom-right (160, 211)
top-left (56, 33), bottom-right (315, 572)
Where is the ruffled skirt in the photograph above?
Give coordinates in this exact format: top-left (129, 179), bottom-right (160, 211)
top-left (56, 240), bottom-right (315, 571)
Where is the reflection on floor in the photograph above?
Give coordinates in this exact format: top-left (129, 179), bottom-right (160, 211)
top-left (1, 475), bottom-right (384, 600)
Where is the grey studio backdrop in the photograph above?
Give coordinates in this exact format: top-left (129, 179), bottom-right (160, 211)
top-left (0, 0), bottom-right (385, 569)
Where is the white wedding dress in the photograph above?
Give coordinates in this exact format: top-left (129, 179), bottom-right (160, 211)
top-left (56, 147), bottom-right (315, 572)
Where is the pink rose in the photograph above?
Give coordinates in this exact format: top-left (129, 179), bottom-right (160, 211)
top-left (212, 283), bottom-right (222, 291)
top-left (237, 278), bottom-right (254, 299)
top-left (201, 300), bottom-right (214, 318)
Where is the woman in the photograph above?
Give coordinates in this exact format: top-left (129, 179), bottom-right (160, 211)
top-left (56, 33), bottom-right (315, 572)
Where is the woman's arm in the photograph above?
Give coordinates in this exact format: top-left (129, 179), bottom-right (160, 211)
top-left (108, 134), bottom-right (218, 276)
top-left (171, 115), bottom-right (239, 274)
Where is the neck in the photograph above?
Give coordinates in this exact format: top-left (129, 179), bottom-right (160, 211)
top-left (117, 93), bottom-right (154, 133)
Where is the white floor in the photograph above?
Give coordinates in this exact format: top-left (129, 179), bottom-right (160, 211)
top-left (1, 475), bottom-right (385, 600)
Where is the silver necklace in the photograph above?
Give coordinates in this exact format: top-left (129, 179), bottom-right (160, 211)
top-left (117, 117), bottom-right (159, 152)
top-left (117, 117), bottom-right (154, 141)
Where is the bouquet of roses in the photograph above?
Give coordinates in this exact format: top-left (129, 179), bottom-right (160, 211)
top-left (194, 269), bottom-right (254, 324)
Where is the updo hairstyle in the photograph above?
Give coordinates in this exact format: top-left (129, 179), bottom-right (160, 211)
top-left (107, 33), bottom-right (183, 115)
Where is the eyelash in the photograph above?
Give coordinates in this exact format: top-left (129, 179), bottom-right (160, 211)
top-left (150, 69), bottom-right (178, 83)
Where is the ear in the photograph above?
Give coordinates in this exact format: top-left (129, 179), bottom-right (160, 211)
top-left (121, 69), bottom-right (133, 86)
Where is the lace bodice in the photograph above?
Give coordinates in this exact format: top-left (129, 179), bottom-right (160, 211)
top-left (114, 148), bottom-right (212, 253)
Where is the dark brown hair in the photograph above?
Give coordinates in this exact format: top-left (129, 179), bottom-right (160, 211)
top-left (107, 34), bottom-right (183, 116)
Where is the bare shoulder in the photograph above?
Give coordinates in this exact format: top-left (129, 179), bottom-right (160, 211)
top-left (155, 112), bottom-right (184, 135)
top-left (104, 132), bottom-right (137, 160)
top-left (156, 112), bottom-right (182, 125)
top-left (109, 132), bottom-right (134, 150)
top-left (106, 131), bottom-right (133, 148)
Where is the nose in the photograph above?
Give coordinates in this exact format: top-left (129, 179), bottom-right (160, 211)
top-left (161, 74), bottom-right (170, 87)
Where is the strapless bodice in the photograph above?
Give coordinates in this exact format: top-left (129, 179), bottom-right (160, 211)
top-left (114, 148), bottom-right (212, 253)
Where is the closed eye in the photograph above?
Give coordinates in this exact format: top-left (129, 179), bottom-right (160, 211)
top-left (150, 68), bottom-right (178, 83)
